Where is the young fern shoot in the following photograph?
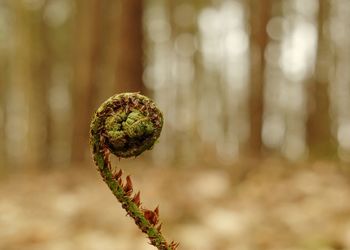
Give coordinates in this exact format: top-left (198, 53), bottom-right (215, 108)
top-left (89, 93), bottom-right (178, 250)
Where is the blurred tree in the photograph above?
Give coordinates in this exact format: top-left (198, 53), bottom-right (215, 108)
top-left (0, 0), bottom-right (7, 168)
top-left (9, 1), bottom-right (51, 167)
top-left (306, 0), bottom-right (336, 157)
top-left (71, 0), bottom-right (144, 164)
top-left (44, 0), bottom-right (74, 166)
top-left (0, 55), bottom-right (5, 168)
top-left (71, 0), bottom-right (102, 163)
top-left (36, 0), bottom-right (53, 166)
top-left (115, 0), bottom-right (144, 93)
top-left (95, 0), bottom-right (119, 101)
top-left (248, 0), bottom-right (271, 156)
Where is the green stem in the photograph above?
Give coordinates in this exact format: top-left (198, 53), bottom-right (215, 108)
top-left (89, 93), bottom-right (178, 250)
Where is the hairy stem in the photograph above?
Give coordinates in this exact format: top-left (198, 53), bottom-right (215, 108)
top-left (89, 93), bottom-right (178, 250)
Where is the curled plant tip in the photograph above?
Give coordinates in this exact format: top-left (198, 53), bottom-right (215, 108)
top-left (89, 93), bottom-right (178, 250)
top-left (93, 92), bottom-right (163, 158)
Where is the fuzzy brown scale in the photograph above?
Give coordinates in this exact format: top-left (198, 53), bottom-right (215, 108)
top-left (89, 93), bottom-right (178, 250)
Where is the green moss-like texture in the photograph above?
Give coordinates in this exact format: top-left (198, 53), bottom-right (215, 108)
top-left (91, 92), bottom-right (163, 158)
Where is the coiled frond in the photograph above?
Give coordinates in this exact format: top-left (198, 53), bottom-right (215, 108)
top-left (89, 93), bottom-right (178, 250)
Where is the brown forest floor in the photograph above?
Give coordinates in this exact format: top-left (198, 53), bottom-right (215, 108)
top-left (1, 159), bottom-right (350, 250)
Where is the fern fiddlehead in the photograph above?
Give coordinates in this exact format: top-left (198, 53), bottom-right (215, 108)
top-left (89, 93), bottom-right (178, 250)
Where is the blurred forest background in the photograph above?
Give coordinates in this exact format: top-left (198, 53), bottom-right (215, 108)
top-left (1, 0), bottom-right (350, 169)
top-left (1, 0), bottom-right (350, 250)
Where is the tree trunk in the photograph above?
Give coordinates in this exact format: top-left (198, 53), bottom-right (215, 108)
top-left (35, 1), bottom-right (53, 167)
top-left (71, 0), bottom-right (102, 164)
top-left (115, 0), bottom-right (144, 93)
top-left (8, 1), bottom-right (50, 167)
top-left (248, 0), bottom-right (271, 156)
top-left (306, 0), bottom-right (335, 157)
top-left (0, 55), bottom-right (5, 169)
